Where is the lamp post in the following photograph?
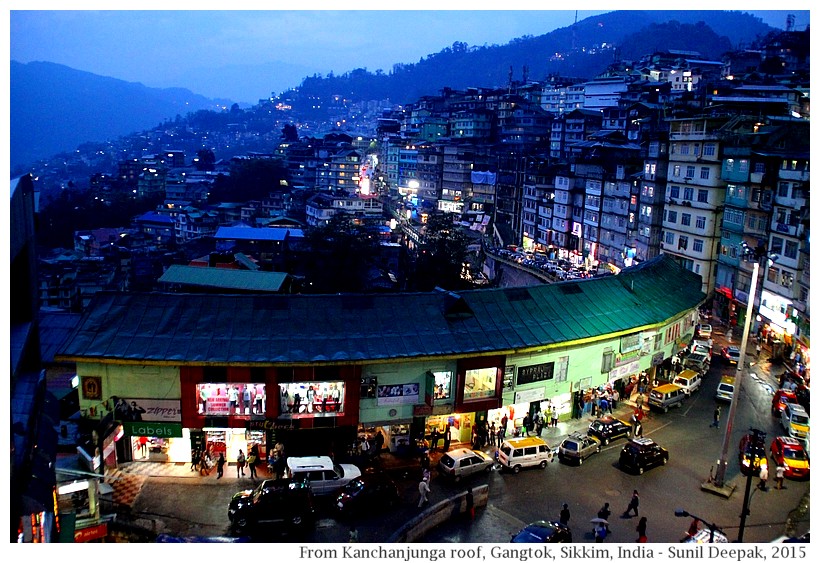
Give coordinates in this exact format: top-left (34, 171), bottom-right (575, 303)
top-left (675, 508), bottom-right (724, 543)
top-left (712, 246), bottom-right (777, 490)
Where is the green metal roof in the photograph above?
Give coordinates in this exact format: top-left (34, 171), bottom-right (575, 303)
top-left (57, 255), bottom-right (705, 366)
top-left (157, 265), bottom-right (287, 292)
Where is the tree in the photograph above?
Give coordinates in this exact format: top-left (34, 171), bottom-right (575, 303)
top-left (194, 149), bottom-right (216, 171)
top-left (411, 211), bottom-right (470, 291)
top-left (281, 123), bottom-right (299, 142)
top-left (303, 214), bottom-right (381, 293)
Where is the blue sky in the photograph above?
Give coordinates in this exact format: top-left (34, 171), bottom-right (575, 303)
top-left (6, 3), bottom-right (812, 103)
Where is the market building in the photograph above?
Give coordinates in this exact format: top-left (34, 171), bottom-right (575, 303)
top-left (55, 254), bottom-right (704, 471)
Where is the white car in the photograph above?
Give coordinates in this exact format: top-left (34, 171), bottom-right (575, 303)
top-left (286, 456), bottom-right (362, 496)
top-left (696, 324), bottom-right (713, 339)
top-left (437, 448), bottom-right (495, 481)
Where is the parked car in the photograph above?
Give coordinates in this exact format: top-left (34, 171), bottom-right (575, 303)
top-left (690, 338), bottom-right (714, 356)
top-left (721, 345), bottom-right (742, 365)
top-left (772, 389), bottom-right (799, 416)
top-left (781, 403), bottom-right (810, 440)
top-left (738, 433), bottom-right (768, 476)
top-left (557, 433), bottom-right (600, 465)
top-left (228, 478), bottom-right (315, 534)
top-left (511, 520), bottom-right (572, 543)
top-left (715, 375), bottom-right (736, 402)
top-left (334, 473), bottom-right (400, 517)
top-left (497, 437), bottom-right (553, 473)
top-left (437, 447), bottom-right (495, 481)
top-left (618, 437), bottom-right (669, 474)
top-left (770, 436), bottom-right (810, 480)
top-left (696, 324), bottom-right (713, 339)
top-left (286, 456), bottom-right (361, 496)
top-left (672, 369), bottom-right (703, 395)
top-left (587, 415), bottom-right (632, 445)
top-left (683, 351), bottom-right (711, 373)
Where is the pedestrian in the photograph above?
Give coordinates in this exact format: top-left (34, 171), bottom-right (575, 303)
top-left (199, 449), bottom-right (211, 475)
top-left (138, 436), bottom-right (149, 458)
top-left (775, 464), bottom-right (786, 489)
top-left (594, 522), bottom-right (607, 543)
top-left (374, 431), bottom-right (385, 457)
top-left (522, 413), bottom-right (531, 436)
top-left (418, 477), bottom-right (430, 508)
top-left (710, 405), bottom-right (721, 428)
top-left (636, 516), bottom-right (647, 542)
top-left (248, 449), bottom-right (258, 480)
top-left (756, 342), bottom-right (762, 357)
top-left (623, 490), bottom-right (639, 517)
top-left (551, 405), bottom-right (559, 427)
top-left (599, 397), bottom-right (609, 416)
top-left (559, 503), bottom-right (570, 526)
top-left (466, 487), bottom-right (475, 521)
top-left (443, 424), bottom-right (451, 452)
top-left (348, 526), bottom-right (359, 543)
top-left (236, 449), bottom-right (246, 477)
top-left (758, 465), bottom-right (768, 491)
top-left (191, 448), bottom-right (200, 471)
top-left (500, 415), bottom-right (508, 441)
top-left (598, 502), bottom-right (611, 532)
top-left (635, 393), bottom-right (644, 411)
top-left (216, 452), bottom-right (226, 479)
top-left (430, 427), bottom-right (440, 451)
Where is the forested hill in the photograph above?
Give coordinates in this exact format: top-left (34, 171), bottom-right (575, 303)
top-left (289, 10), bottom-right (777, 105)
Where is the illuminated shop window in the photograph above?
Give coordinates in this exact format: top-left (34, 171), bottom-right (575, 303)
top-left (463, 367), bottom-right (498, 401)
top-left (197, 383), bottom-right (266, 416)
top-left (434, 371), bottom-right (452, 400)
top-left (278, 381), bottom-right (345, 417)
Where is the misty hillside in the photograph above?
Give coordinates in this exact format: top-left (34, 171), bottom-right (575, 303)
top-left (10, 10), bottom-right (778, 171)
top-left (291, 10), bottom-right (777, 105)
top-left (10, 61), bottom-right (232, 169)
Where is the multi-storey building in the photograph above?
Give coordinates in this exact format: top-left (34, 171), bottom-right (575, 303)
top-left (415, 142), bottom-right (443, 210)
top-left (661, 115), bottom-right (729, 294)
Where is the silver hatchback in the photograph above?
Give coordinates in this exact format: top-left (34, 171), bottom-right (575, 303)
top-left (557, 433), bottom-right (601, 465)
top-left (437, 448), bottom-right (495, 482)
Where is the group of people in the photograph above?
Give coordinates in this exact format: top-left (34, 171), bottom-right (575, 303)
top-left (191, 447), bottom-right (226, 478)
top-left (558, 493), bottom-right (647, 543)
top-left (577, 385), bottom-right (620, 419)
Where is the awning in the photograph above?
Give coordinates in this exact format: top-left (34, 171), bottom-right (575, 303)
top-left (715, 286), bottom-right (733, 299)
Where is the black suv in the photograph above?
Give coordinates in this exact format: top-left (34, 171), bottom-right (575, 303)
top-left (618, 438), bottom-right (669, 474)
top-left (587, 415), bottom-right (632, 445)
top-left (228, 478), bottom-right (315, 534)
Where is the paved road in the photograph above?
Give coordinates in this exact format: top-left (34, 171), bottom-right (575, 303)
top-left (116, 324), bottom-right (809, 543)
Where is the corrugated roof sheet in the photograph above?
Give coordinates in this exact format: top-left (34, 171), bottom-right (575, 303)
top-left (157, 265), bottom-right (287, 292)
top-left (57, 255), bottom-right (705, 366)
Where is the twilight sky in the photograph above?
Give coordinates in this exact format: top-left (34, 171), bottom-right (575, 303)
top-left (6, 2), bottom-right (812, 104)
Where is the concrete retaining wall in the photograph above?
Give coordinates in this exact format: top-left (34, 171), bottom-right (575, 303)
top-left (388, 484), bottom-right (489, 543)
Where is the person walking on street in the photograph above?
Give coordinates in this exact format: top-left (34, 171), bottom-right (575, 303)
top-left (635, 393), bottom-right (644, 411)
top-left (466, 487), bottom-right (475, 521)
top-left (191, 448), bottom-right (200, 471)
top-left (248, 449), bottom-right (258, 480)
top-left (598, 502), bottom-right (611, 533)
top-left (758, 466), bottom-right (769, 491)
top-left (710, 405), bottom-right (721, 428)
top-left (216, 452), bottom-right (226, 479)
top-left (775, 464), bottom-right (786, 489)
top-left (636, 517), bottom-right (648, 542)
top-left (559, 503), bottom-right (570, 526)
top-left (551, 405), bottom-right (558, 427)
top-left (594, 522), bottom-right (607, 543)
top-left (623, 490), bottom-right (639, 517)
top-left (236, 449), bottom-right (246, 478)
top-left (417, 477), bottom-right (430, 508)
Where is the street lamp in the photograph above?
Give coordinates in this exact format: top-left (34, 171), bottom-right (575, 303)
top-left (711, 245), bottom-right (778, 491)
top-left (675, 508), bottom-right (724, 543)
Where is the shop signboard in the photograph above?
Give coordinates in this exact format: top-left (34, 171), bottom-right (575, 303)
top-left (121, 421), bottom-right (183, 438)
top-left (74, 522), bottom-right (107, 543)
top-left (609, 360), bottom-right (641, 381)
top-left (514, 387), bottom-right (546, 404)
top-left (112, 398), bottom-right (181, 422)
top-left (377, 383), bottom-right (420, 406)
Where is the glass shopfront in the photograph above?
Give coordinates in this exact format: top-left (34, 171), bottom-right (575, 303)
top-left (196, 383), bottom-right (266, 416)
top-left (278, 381), bottom-right (345, 417)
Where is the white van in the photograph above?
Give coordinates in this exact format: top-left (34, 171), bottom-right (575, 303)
top-left (285, 455), bottom-right (361, 496)
top-left (781, 403), bottom-right (810, 440)
top-left (673, 369), bottom-right (703, 395)
top-left (715, 375), bottom-right (736, 402)
top-left (497, 436), bottom-right (553, 473)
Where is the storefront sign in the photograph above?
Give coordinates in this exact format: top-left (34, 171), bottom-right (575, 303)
top-left (113, 398), bottom-right (181, 422)
top-left (620, 333), bottom-right (641, 354)
top-left (651, 352), bottom-right (665, 366)
top-left (121, 422), bottom-right (183, 438)
top-left (377, 383), bottom-right (420, 406)
top-left (609, 360), bottom-right (641, 381)
top-left (74, 523), bottom-right (107, 542)
top-left (515, 387), bottom-right (546, 404)
top-left (517, 362), bottom-right (554, 385)
top-left (249, 419), bottom-right (299, 431)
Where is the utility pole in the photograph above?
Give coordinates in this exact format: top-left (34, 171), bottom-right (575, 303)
top-left (712, 260), bottom-right (760, 489)
top-left (738, 429), bottom-right (766, 542)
